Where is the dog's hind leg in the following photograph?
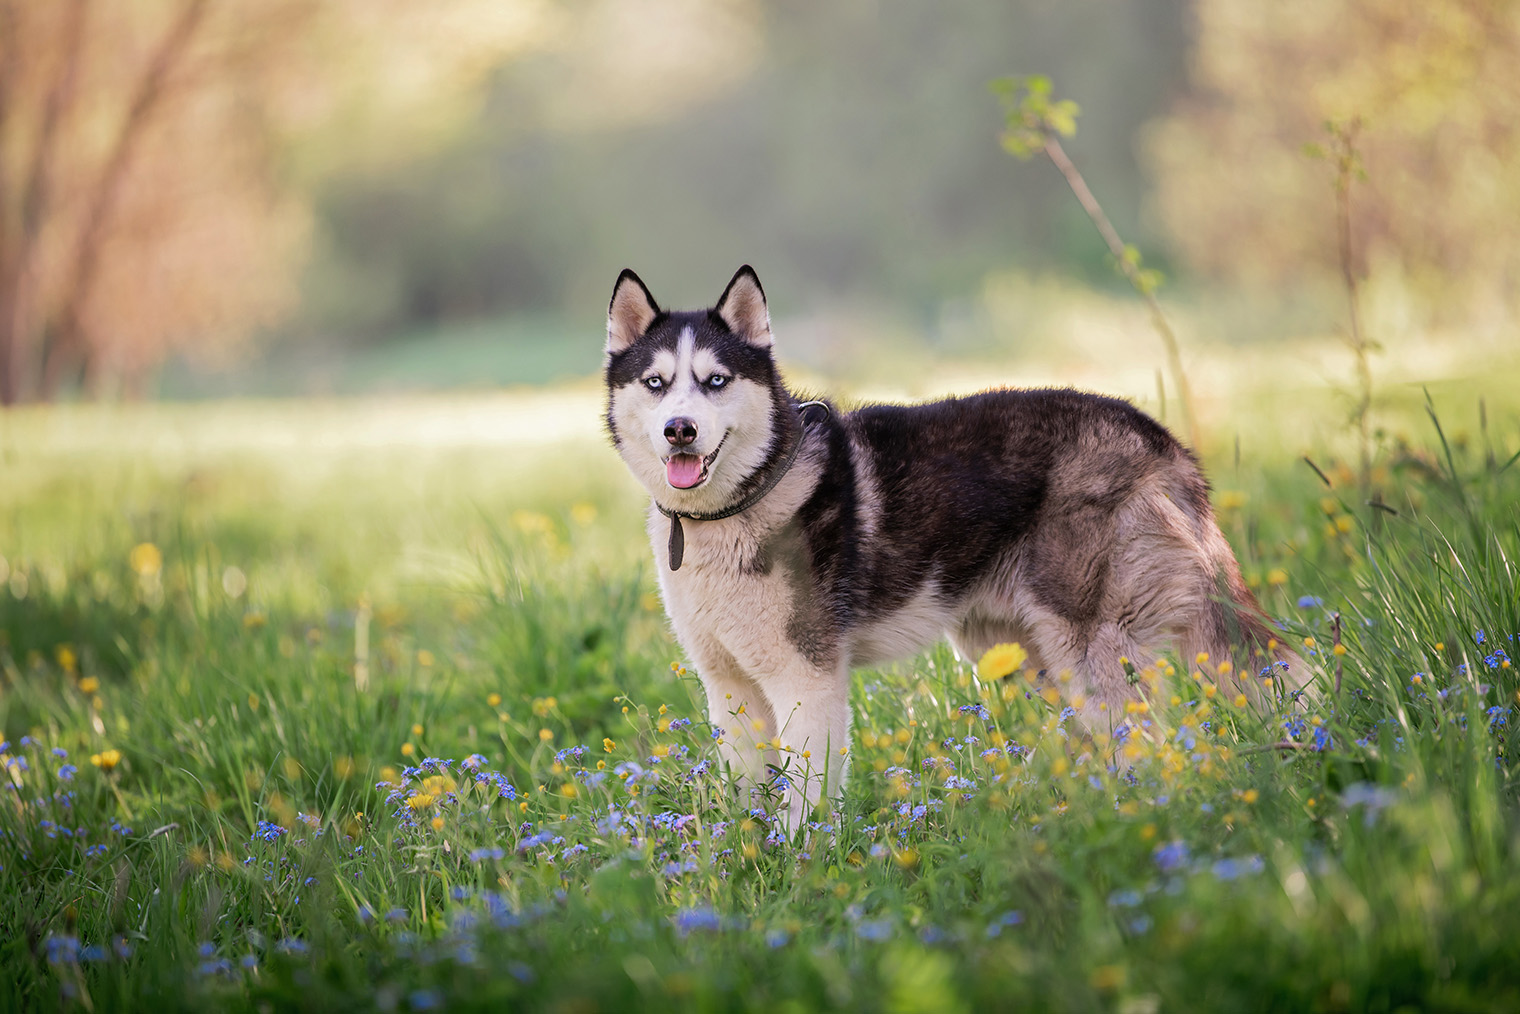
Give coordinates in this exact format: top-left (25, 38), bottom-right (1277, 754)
top-left (1008, 603), bottom-right (1145, 736)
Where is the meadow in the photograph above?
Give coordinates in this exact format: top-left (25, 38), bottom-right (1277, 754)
top-left (2, 375), bottom-right (1519, 1012)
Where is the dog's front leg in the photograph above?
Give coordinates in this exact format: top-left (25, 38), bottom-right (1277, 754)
top-left (759, 660), bottom-right (851, 838)
top-left (688, 646), bottom-right (776, 800)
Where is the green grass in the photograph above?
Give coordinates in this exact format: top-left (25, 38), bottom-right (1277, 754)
top-left (2, 389), bottom-right (1519, 1012)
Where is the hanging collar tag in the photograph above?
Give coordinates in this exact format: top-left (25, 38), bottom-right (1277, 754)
top-left (667, 513), bottom-right (685, 570)
top-left (657, 401), bottom-right (828, 571)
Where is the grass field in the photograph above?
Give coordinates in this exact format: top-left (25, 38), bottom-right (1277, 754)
top-left (2, 375), bottom-right (1519, 1012)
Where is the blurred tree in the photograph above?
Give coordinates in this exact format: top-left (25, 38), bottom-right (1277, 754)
top-left (1146, 0), bottom-right (1520, 321)
top-left (299, 0), bottom-right (1191, 343)
top-left (0, 0), bottom-right (549, 402)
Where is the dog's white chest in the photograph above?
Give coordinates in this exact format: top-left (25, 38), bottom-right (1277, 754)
top-left (647, 510), bottom-right (799, 658)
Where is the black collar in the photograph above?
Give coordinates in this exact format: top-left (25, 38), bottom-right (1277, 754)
top-left (655, 400), bottom-right (829, 570)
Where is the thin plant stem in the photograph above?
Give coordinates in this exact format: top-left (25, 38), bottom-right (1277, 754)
top-left (1042, 136), bottom-right (1200, 451)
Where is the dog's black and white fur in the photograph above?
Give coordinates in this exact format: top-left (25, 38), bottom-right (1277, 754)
top-left (605, 266), bottom-right (1299, 831)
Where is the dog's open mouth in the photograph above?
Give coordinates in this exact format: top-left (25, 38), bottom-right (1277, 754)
top-left (665, 434), bottom-right (727, 489)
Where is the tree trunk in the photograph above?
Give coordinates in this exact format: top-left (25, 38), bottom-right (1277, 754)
top-left (41, 0), bottom-right (207, 401)
top-left (0, 0), bottom-right (92, 404)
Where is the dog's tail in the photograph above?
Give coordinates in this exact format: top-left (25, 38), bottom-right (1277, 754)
top-left (1204, 548), bottom-right (1312, 706)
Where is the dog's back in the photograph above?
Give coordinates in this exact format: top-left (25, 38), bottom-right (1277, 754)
top-left (817, 388), bottom-right (1301, 722)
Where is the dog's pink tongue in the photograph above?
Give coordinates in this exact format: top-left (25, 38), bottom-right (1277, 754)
top-left (666, 454), bottom-right (704, 488)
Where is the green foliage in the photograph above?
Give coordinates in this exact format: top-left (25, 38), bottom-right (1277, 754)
top-left (989, 74), bottom-right (1082, 160)
top-left (2, 396), bottom-right (1519, 1011)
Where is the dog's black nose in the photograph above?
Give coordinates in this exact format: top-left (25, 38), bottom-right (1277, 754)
top-left (664, 417), bottom-right (698, 447)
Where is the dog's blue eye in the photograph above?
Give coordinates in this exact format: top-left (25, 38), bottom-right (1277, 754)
top-left (707, 375), bottom-right (728, 389)
top-left (644, 376), bottom-right (663, 390)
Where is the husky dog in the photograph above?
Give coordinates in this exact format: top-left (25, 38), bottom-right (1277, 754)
top-left (604, 265), bottom-right (1299, 831)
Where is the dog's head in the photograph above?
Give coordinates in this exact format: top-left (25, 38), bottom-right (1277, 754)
top-left (604, 266), bottom-right (788, 512)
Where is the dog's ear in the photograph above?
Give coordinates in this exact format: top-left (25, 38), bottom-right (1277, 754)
top-left (715, 265), bottom-right (772, 348)
top-left (607, 269), bottom-right (661, 355)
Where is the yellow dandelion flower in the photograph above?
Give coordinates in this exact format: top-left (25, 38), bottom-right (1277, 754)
top-left (79, 675), bottom-right (100, 695)
top-left (978, 642), bottom-right (1029, 679)
top-left (421, 774), bottom-right (456, 795)
top-left (401, 742), bottom-right (415, 757)
top-left (603, 738), bottom-right (616, 753)
top-left (1241, 789), bottom-right (1259, 804)
top-left (90, 749), bottom-right (122, 771)
top-left (561, 783), bottom-right (578, 798)
top-left (129, 542), bottom-right (162, 577)
top-left (430, 816), bottom-right (445, 831)
top-left (1267, 568), bottom-right (1288, 586)
top-left (416, 650), bottom-right (435, 667)
top-left (538, 728), bottom-right (553, 741)
top-left (1434, 642), bottom-right (1445, 651)
top-left (1303, 637), bottom-right (1316, 648)
top-left (411, 723), bottom-right (424, 737)
top-left (1233, 694), bottom-right (1248, 708)
top-left (487, 693), bottom-right (502, 708)
top-left (1217, 660), bottom-right (1232, 675)
top-left (1332, 644), bottom-right (1347, 656)
top-left (406, 793), bottom-right (436, 810)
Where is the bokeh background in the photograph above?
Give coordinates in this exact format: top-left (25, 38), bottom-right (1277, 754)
top-left (1, 0), bottom-right (1517, 426)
